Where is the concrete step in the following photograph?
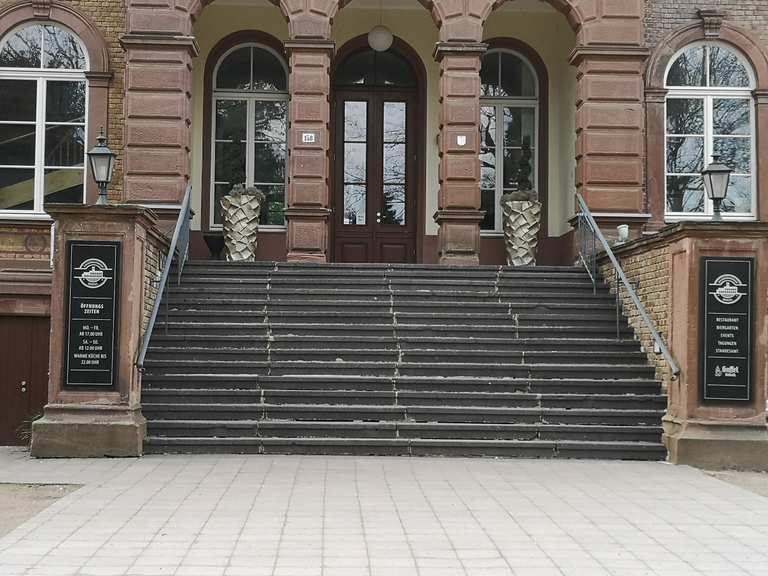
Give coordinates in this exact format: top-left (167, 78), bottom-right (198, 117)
top-left (146, 419), bottom-right (663, 443)
top-left (144, 436), bottom-right (666, 460)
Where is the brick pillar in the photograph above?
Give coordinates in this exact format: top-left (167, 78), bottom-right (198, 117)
top-left (434, 42), bottom-right (486, 266)
top-left (663, 223), bottom-right (768, 470)
top-left (571, 46), bottom-right (649, 229)
top-left (31, 205), bottom-right (157, 457)
top-left (284, 40), bottom-right (334, 263)
top-left (120, 33), bottom-right (197, 205)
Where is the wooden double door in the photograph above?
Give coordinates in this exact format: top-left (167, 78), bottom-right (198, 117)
top-left (0, 316), bottom-right (49, 445)
top-left (333, 91), bottom-right (418, 263)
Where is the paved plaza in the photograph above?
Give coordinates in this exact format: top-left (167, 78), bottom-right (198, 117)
top-left (0, 448), bottom-right (767, 576)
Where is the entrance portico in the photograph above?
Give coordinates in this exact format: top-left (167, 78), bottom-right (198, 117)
top-left (121, 0), bottom-right (648, 265)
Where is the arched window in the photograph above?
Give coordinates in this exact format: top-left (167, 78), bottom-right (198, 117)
top-left (479, 50), bottom-right (538, 232)
top-left (665, 43), bottom-right (755, 218)
top-left (0, 23), bottom-right (88, 213)
top-left (211, 44), bottom-right (288, 228)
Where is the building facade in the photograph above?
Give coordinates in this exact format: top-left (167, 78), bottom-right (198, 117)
top-left (1, 0), bottom-right (768, 458)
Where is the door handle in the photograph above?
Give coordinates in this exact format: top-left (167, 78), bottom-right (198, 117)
top-left (376, 211), bottom-right (381, 224)
top-left (20, 380), bottom-right (27, 393)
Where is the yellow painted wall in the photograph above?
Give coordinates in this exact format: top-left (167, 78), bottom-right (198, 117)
top-left (190, 4), bottom-right (289, 231)
top-left (190, 2), bottom-right (576, 237)
top-left (484, 7), bottom-right (577, 237)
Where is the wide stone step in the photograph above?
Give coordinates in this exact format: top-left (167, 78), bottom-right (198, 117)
top-left (146, 419), bottom-right (663, 443)
top-left (147, 334), bottom-right (644, 353)
top-left (141, 388), bottom-right (664, 410)
top-left (164, 299), bottom-right (618, 314)
top-left (142, 374), bottom-right (662, 395)
top-left (141, 403), bottom-right (664, 426)
top-left (144, 436), bottom-right (666, 460)
top-left (261, 323), bottom-right (635, 338)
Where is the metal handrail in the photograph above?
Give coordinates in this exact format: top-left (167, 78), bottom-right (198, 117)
top-left (575, 193), bottom-right (680, 378)
top-left (136, 184), bottom-right (193, 371)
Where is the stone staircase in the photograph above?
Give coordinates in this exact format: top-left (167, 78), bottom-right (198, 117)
top-left (141, 262), bottom-right (667, 460)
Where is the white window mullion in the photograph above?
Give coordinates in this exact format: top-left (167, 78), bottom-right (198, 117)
top-left (246, 98), bottom-right (255, 188)
top-left (34, 78), bottom-right (46, 212)
top-left (704, 94), bottom-right (713, 215)
top-left (495, 103), bottom-right (503, 232)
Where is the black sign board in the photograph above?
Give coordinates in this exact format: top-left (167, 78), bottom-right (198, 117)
top-left (701, 257), bottom-right (754, 402)
top-left (64, 241), bottom-right (121, 389)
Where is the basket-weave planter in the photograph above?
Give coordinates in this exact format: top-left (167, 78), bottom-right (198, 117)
top-left (500, 195), bottom-right (542, 267)
top-left (220, 188), bottom-right (264, 262)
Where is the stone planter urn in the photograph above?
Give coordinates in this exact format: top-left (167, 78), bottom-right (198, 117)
top-left (500, 190), bottom-right (542, 267)
top-left (220, 185), bottom-right (266, 262)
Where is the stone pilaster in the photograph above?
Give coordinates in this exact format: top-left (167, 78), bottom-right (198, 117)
top-left (284, 40), bottom-right (334, 263)
top-left (120, 33), bottom-right (198, 205)
top-left (31, 205), bottom-right (158, 457)
top-left (571, 46), bottom-right (649, 220)
top-left (644, 87), bottom-right (668, 232)
top-left (434, 42), bottom-right (486, 266)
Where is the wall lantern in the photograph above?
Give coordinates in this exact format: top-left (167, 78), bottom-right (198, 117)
top-left (87, 127), bottom-right (117, 206)
top-left (702, 155), bottom-right (732, 222)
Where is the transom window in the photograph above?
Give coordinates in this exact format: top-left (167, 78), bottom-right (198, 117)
top-left (0, 23), bottom-right (88, 214)
top-left (665, 43), bottom-right (755, 218)
top-left (479, 50), bottom-right (538, 232)
top-left (211, 44), bottom-right (288, 228)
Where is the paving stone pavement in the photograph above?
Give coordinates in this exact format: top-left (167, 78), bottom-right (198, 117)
top-left (0, 447), bottom-right (767, 576)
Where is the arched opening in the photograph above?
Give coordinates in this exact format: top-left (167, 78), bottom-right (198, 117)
top-left (482, 2), bottom-right (575, 265)
top-left (200, 30), bottom-right (289, 237)
top-left (331, 37), bottom-right (426, 263)
top-left (664, 42), bottom-right (756, 219)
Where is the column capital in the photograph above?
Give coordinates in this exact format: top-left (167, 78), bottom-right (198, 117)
top-left (433, 41), bottom-right (487, 62)
top-left (645, 88), bottom-right (668, 104)
top-left (754, 89), bottom-right (768, 105)
top-left (284, 39), bottom-right (335, 54)
top-left (569, 45), bottom-right (650, 66)
top-left (120, 33), bottom-right (200, 57)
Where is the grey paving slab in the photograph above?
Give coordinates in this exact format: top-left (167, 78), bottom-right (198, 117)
top-left (1, 448), bottom-right (768, 575)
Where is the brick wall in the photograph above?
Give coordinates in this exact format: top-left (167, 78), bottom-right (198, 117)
top-left (70, 0), bottom-right (126, 200)
top-left (0, 223), bottom-right (51, 265)
top-left (645, 0), bottom-right (768, 46)
top-left (142, 230), bottom-right (168, 336)
top-left (599, 239), bottom-right (674, 389)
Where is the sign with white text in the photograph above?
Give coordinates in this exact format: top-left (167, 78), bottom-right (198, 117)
top-left (701, 257), bottom-right (754, 402)
top-left (64, 241), bottom-right (121, 388)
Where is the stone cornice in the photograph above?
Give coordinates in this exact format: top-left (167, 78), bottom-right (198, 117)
top-left (599, 221), bottom-right (768, 261)
top-left (283, 40), bottom-right (335, 54)
top-left (569, 45), bottom-right (650, 66)
top-left (433, 41), bottom-right (488, 61)
top-left (120, 33), bottom-right (200, 57)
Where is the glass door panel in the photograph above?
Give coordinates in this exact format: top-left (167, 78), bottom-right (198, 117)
top-left (213, 99), bottom-right (246, 225)
top-left (381, 101), bottom-right (406, 226)
top-left (343, 101), bottom-right (367, 225)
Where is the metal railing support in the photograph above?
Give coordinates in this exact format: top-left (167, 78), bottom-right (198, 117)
top-left (137, 184), bottom-right (193, 371)
top-left (575, 193), bottom-right (680, 378)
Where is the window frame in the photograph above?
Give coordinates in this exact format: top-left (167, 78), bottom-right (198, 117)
top-left (0, 23), bottom-right (89, 218)
top-left (209, 42), bottom-right (289, 231)
top-left (479, 48), bottom-right (539, 235)
top-left (664, 41), bottom-right (756, 221)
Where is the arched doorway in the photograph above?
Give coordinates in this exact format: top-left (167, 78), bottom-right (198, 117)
top-left (331, 39), bottom-right (423, 263)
